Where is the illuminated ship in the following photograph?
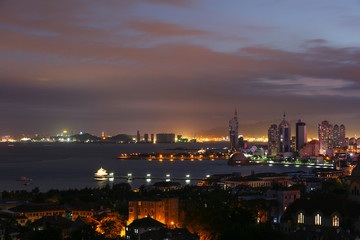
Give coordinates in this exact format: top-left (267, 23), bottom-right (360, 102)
top-left (94, 167), bottom-right (114, 181)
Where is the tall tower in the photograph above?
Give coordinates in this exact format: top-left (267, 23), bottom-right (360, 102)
top-left (268, 124), bottom-right (279, 156)
top-left (279, 113), bottom-right (291, 153)
top-left (296, 119), bottom-right (307, 151)
top-left (229, 109), bottom-right (239, 152)
top-left (318, 120), bottom-right (332, 155)
top-left (340, 124), bottom-right (346, 148)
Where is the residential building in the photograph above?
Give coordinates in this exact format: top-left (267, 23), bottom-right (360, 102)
top-left (318, 120), bottom-right (333, 155)
top-left (8, 204), bottom-right (66, 226)
top-left (156, 133), bottom-right (175, 143)
top-left (333, 124), bottom-right (340, 148)
top-left (268, 124), bottom-right (279, 156)
top-left (340, 124), bottom-right (346, 147)
top-left (128, 197), bottom-right (179, 227)
top-left (299, 140), bottom-right (319, 159)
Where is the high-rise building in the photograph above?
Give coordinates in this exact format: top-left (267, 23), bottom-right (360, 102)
top-left (136, 130), bottom-right (141, 143)
top-left (296, 120), bottom-right (307, 151)
top-left (156, 133), bottom-right (175, 143)
top-left (340, 124), bottom-right (346, 147)
top-left (333, 124), bottom-right (340, 148)
top-left (144, 133), bottom-right (149, 143)
top-left (229, 109), bottom-right (239, 152)
top-left (268, 124), bottom-right (279, 156)
top-left (279, 113), bottom-right (291, 153)
top-left (151, 134), bottom-right (154, 143)
top-left (318, 120), bottom-right (333, 155)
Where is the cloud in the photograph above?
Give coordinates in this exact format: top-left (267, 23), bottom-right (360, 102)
top-left (1, 0), bottom-right (360, 134)
top-left (139, 0), bottom-right (195, 8)
top-left (128, 20), bottom-right (209, 37)
top-left (260, 77), bottom-right (355, 96)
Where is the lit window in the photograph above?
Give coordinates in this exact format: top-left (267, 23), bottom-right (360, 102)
top-left (297, 212), bottom-right (304, 224)
top-left (315, 214), bottom-right (321, 225)
top-left (333, 215), bottom-right (339, 227)
top-left (135, 229), bottom-right (138, 234)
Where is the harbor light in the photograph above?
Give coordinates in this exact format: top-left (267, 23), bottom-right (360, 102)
top-left (186, 174), bottom-right (190, 178)
top-left (185, 179), bottom-right (190, 184)
top-left (206, 175), bottom-right (210, 178)
top-left (166, 174), bottom-right (170, 177)
top-left (146, 174), bottom-right (151, 178)
top-left (127, 173), bottom-right (133, 180)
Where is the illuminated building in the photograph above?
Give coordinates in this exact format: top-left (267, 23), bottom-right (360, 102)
top-left (318, 120), bottom-right (333, 155)
top-left (340, 124), bottom-right (346, 147)
top-left (156, 133), bottom-right (175, 143)
top-left (278, 113), bottom-right (291, 153)
top-left (299, 140), bottom-right (319, 159)
top-left (144, 133), bottom-right (149, 143)
top-left (291, 136), bottom-right (296, 152)
top-left (229, 108), bottom-right (239, 152)
top-left (128, 198), bottom-right (179, 227)
top-left (281, 194), bottom-right (360, 232)
top-left (9, 204), bottom-right (66, 226)
top-left (151, 134), bottom-right (154, 143)
top-left (268, 124), bottom-right (279, 156)
top-left (296, 120), bottom-right (307, 151)
top-left (333, 124), bottom-right (340, 148)
top-left (224, 172), bottom-right (292, 188)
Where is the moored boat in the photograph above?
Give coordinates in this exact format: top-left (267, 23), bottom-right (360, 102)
top-left (94, 168), bottom-right (114, 181)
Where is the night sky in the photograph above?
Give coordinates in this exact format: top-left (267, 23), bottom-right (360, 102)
top-left (1, 0), bottom-right (360, 137)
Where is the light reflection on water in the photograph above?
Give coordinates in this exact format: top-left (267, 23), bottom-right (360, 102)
top-left (0, 143), bottom-right (318, 191)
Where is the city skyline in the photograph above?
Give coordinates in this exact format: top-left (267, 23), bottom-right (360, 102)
top-left (1, 1), bottom-right (360, 136)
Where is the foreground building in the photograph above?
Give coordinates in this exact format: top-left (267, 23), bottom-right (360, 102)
top-left (128, 197), bottom-right (179, 227)
top-left (281, 194), bottom-right (360, 232)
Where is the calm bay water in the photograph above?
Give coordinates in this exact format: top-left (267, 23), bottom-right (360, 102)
top-left (0, 142), bottom-right (317, 192)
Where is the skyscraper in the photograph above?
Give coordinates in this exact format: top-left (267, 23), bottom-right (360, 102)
top-left (296, 119), bottom-right (307, 151)
top-left (144, 133), bottom-right (149, 143)
top-left (340, 124), bottom-right (346, 148)
top-left (279, 113), bottom-right (291, 153)
top-left (333, 124), bottom-right (340, 148)
top-left (318, 120), bottom-right (332, 155)
top-left (268, 124), bottom-right (279, 156)
top-left (136, 130), bottom-right (140, 143)
top-left (229, 109), bottom-right (239, 152)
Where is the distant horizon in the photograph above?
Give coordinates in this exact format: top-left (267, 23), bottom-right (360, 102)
top-left (2, 116), bottom-right (360, 140)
